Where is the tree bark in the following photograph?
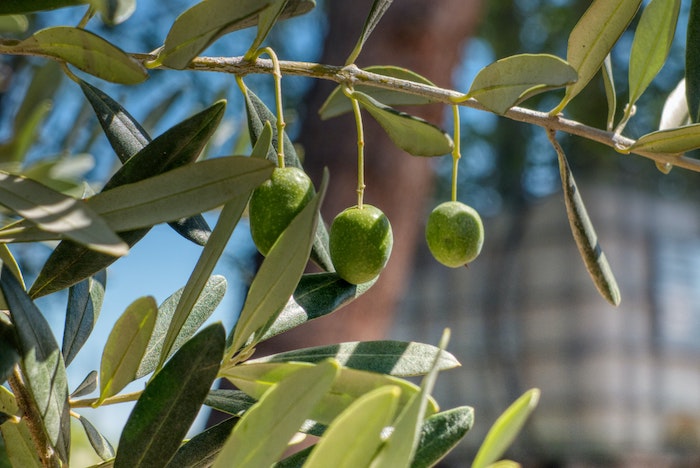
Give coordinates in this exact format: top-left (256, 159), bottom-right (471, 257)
top-left (265, 0), bottom-right (483, 349)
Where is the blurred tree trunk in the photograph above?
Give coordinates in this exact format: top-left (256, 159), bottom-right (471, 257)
top-left (265, 0), bottom-right (483, 349)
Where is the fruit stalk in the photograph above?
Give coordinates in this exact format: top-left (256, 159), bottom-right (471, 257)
top-left (347, 88), bottom-right (366, 209)
top-left (451, 104), bottom-right (461, 202)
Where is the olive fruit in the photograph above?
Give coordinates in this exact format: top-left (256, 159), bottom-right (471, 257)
top-left (329, 204), bottom-right (393, 285)
top-left (425, 201), bottom-right (484, 267)
top-left (248, 166), bottom-right (315, 256)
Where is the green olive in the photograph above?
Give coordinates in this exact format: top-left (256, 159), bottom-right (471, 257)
top-left (425, 201), bottom-right (484, 267)
top-left (329, 204), bottom-right (393, 285)
top-left (248, 167), bottom-right (315, 256)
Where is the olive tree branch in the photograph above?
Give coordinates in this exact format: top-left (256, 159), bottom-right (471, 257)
top-left (141, 54), bottom-right (700, 173)
top-left (1, 40), bottom-right (697, 172)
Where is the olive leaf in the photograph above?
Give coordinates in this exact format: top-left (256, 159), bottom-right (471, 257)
top-left (166, 418), bottom-right (238, 468)
top-left (472, 389), bottom-right (540, 468)
top-left (11, 26), bottom-right (147, 84)
top-left (260, 272), bottom-right (376, 342)
top-left (70, 370), bottom-right (97, 399)
top-left (548, 131), bottom-right (621, 306)
top-left (157, 0), bottom-right (315, 69)
top-left (353, 90), bottom-right (453, 156)
top-left (62, 271), bottom-right (106, 367)
top-left (345, 0), bottom-right (394, 65)
top-left (552, 0), bottom-right (642, 114)
top-left (249, 340), bottom-right (460, 377)
top-left (115, 323), bottom-right (225, 468)
top-left (155, 133), bottom-right (274, 372)
top-left (222, 361), bottom-right (438, 425)
top-left (468, 54), bottom-right (577, 115)
top-left (96, 296), bottom-right (157, 406)
top-left (136, 275), bottom-right (226, 379)
top-left (213, 360), bottom-right (339, 468)
top-left (302, 386), bottom-right (400, 468)
top-left (0, 0), bottom-right (86, 14)
top-left (80, 79), bottom-right (212, 246)
top-left (29, 101), bottom-right (226, 298)
top-left (75, 413), bottom-right (115, 461)
top-left (628, 123), bottom-right (700, 154)
top-left (602, 54), bottom-right (616, 131)
top-left (687, 0), bottom-right (700, 122)
top-left (228, 171), bottom-right (328, 354)
top-left (627, 0), bottom-right (680, 108)
top-left (412, 406), bottom-right (475, 468)
top-left (0, 171), bottom-right (128, 256)
top-left (0, 385), bottom-right (42, 468)
top-left (0, 265), bottom-right (71, 463)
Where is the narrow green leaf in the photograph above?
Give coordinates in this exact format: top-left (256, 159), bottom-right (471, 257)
top-left (0, 386), bottom-right (41, 468)
top-left (96, 296), bottom-right (157, 405)
top-left (0, 315), bottom-right (19, 384)
top-left (76, 413), bottom-right (115, 461)
top-left (135, 275), bottom-right (226, 379)
top-left (246, 0), bottom-right (289, 57)
top-left (660, 79), bottom-right (689, 130)
top-left (412, 406), bottom-right (475, 468)
top-left (79, 80), bottom-right (150, 164)
top-left (0, 14), bottom-right (28, 33)
top-left (62, 270), bottom-right (106, 367)
top-left (229, 172), bottom-right (328, 354)
top-left (222, 361), bottom-right (438, 425)
top-left (70, 370), bottom-right (97, 399)
top-left (166, 418), bottom-right (238, 468)
top-left (371, 329), bottom-right (449, 467)
top-left (467, 54), bottom-right (577, 115)
top-left (687, 0), bottom-right (700, 122)
top-left (250, 340), bottom-right (460, 377)
top-left (553, 0), bottom-right (642, 114)
top-left (319, 66), bottom-right (436, 120)
top-left (602, 54), bottom-right (616, 132)
top-left (345, 0), bottom-right (394, 65)
top-left (628, 123), bottom-right (700, 154)
top-left (472, 389), bottom-right (540, 468)
top-left (353, 91), bottom-right (453, 156)
top-left (29, 101), bottom-right (226, 298)
top-left (0, 265), bottom-right (70, 463)
top-left (15, 27), bottom-right (147, 84)
top-left (97, 0), bottom-right (136, 25)
top-left (80, 80), bottom-right (213, 246)
top-left (0, 171), bottom-right (128, 256)
top-left (304, 385), bottom-right (400, 468)
top-left (14, 61), bottom-right (62, 140)
top-left (213, 359), bottom-right (339, 468)
top-left (0, 1), bottom-right (86, 14)
top-left (552, 137), bottom-right (620, 306)
top-left (114, 323), bottom-right (225, 468)
top-left (158, 0), bottom-right (316, 69)
top-left (204, 389), bottom-right (258, 416)
top-left (153, 127), bottom-right (272, 371)
top-left (628, 0), bottom-right (680, 107)
top-left (242, 85), bottom-right (333, 271)
top-left (86, 157), bottom-right (274, 232)
top-left (157, 196), bottom-right (249, 371)
top-left (260, 272), bottom-right (375, 342)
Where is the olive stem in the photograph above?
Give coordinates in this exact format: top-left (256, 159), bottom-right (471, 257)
top-left (70, 390), bottom-right (143, 408)
top-left (344, 86), bottom-right (366, 209)
top-left (250, 47), bottom-right (286, 168)
top-left (76, 5), bottom-right (96, 29)
top-left (1, 44), bottom-right (699, 172)
top-left (451, 105), bottom-right (461, 203)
